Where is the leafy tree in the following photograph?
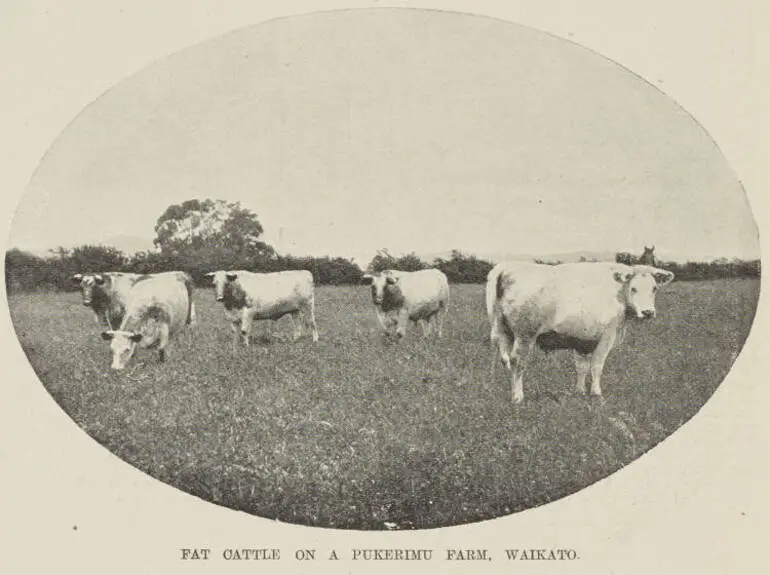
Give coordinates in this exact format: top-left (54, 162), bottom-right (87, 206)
top-left (56, 244), bottom-right (127, 274)
top-left (153, 199), bottom-right (274, 264)
top-left (433, 250), bottom-right (494, 283)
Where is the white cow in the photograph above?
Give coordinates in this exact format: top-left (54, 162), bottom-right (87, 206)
top-left (73, 270), bottom-right (196, 328)
top-left (72, 272), bottom-right (141, 329)
top-left (486, 261), bottom-right (674, 403)
top-left (361, 268), bottom-right (450, 338)
top-left (100, 272), bottom-right (193, 369)
top-left (206, 270), bottom-right (319, 347)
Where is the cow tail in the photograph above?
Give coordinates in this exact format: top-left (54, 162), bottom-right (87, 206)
top-left (485, 264), bottom-right (505, 319)
top-left (183, 273), bottom-right (194, 325)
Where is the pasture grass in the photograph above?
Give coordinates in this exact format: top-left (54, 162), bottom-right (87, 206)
top-left (7, 279), bottom-right (759, 529)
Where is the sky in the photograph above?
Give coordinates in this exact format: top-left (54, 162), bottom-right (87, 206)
top-left (7, 8), bottom-right (759, 265)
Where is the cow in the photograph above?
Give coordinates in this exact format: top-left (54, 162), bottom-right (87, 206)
top-left (486, 261), bottom-right (674, 404)
top-left (100, 272), bottom-right (193, 369)
top-left (639, 245), bottom-right (658, 266)
top-left (361, 268), bottom-right (450, 338)
top-left (205, 269), bottom-right (319, 347)
top-left (72, 271), bottom-right (196, 329)
top-left (72, 272), bottom-right (141, 329)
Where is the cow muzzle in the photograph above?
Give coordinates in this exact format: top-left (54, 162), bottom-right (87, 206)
top-left (640, 309), bottom-right (656, 319)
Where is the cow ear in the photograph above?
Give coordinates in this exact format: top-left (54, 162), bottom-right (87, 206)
top-left (361, 274), bottom-right (374, 285)
top-left (205, 272), bottom-right (215, 278)
top-left (100, 331), bottom-right (114, 341)
top-left (72, 274), bottom-right (83, 282)
top-left (385, 275), bottom-right (399, 285)
top-left (225, 272), bottom-right (238, 282)
top-left (653, 269), bottom-right (674, 286)
top-left (94, 275), bottom-right (105, 285)
top-left (129, 333), bottom-right (143, 342)
top-left (613, 270), bottom-right (633, 284)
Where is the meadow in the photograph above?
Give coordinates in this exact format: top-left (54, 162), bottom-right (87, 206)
top-left (7, 279), bottom-right (760, 530)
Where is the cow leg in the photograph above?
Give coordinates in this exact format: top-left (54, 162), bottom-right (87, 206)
top-left (588, 329), bottom-right (618, 397)
top-left (230, 320), bottom-right (242, 349)
top-left (573, 351), bottom-right (591, 395)
top-left (255, 319), bottom-right (269, 342)
top-left (435, 310), bottom-right (444, 338)
top-left (304, 301), bottom-right (319, 342)
top-left (240, 312), bottom-right (254, 348)
top-left (395, 308), bottom-right (410, 339)
top-left (374, 308), bottom-right (390, 334)
top-left (490, 314), bottom-right (512, 374)
top-left (189, 302), bottom-right (197, 327)
top-left (510, 337), bottom-right (535, 404)
top-left (289, 311), bottom-right (302, 341)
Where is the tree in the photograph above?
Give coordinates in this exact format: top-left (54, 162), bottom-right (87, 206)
top-left (153, 199), bottom-right (275, 272)
top-left (433, 250), bottom-right (494, 283)
top-left (367, 249), bottom-right (427, 273)
top-left (54, 244), bottom-right (127, 274)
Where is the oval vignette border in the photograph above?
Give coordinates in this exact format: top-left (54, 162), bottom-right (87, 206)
top-left (0, 1), bottom-right (766, 571)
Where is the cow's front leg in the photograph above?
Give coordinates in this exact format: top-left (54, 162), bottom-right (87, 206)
top-left (588, 328), bottom-right (618, 398)
top-left (395, 308), bottom-right (410, 339)
top-left (230, 319), bottom-right (242, 349)
top-left (573, 351), bottom-right (591, 395)
top-left (374, 308), bottom-right (391, 334)
top-left (240, 311), bottom-right (254, 348)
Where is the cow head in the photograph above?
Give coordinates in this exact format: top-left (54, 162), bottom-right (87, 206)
top-left (361, 271), bottom-right (399, 305)
top-left (205, 270), bottom-right (237, 301)
top-left (72, 273), bottom-right (106, 306)
top-left (614, 265), bottom-right (674, 319)
top-left (101, 330), bottom-right (143, 370)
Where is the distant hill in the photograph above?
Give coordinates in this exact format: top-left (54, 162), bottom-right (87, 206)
top-left (419, 250), bottom-right (617, 265)
top-left (7, 235), bottom-right (155, 259)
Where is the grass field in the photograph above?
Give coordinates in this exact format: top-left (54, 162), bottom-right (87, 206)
top-left (7, 279), bottom-right (760, 529)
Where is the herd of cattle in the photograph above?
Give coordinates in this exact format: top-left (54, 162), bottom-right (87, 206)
top-left (72, 261), bottom-right (674, 403)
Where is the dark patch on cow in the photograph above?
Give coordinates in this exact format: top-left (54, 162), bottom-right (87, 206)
top-left (144, 305), bottom-right (171, 324)
top-left (536, 331), bottom-right (599, 355)
top-left (380, 284), bottom-right (406, 312)
top-left (222, 280), bottom-right (247, 311)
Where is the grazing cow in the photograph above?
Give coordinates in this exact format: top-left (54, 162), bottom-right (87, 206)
top-left (72, 272), bottom-right (141, 329)
top-left (72, 271), bottom-right (196, 328)
top-left (206, 269), bottom-right (319, 347)
top-left (153, 270), bottom-right (197, 326)
top-left (639, 245), bottom-right (658, 266)
top-left (100, 272), bottom-right (192, 369)
top-left (486, 261), bottom-right (674, 404)
top-left (361, 268), bottom-right (450, 338)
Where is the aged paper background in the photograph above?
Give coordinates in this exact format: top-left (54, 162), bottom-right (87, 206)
top-left (0, 1), bottom-right (767, 573)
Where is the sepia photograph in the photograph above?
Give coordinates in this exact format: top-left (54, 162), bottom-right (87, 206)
top-left (1, 0), bottom-right (766, 572)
